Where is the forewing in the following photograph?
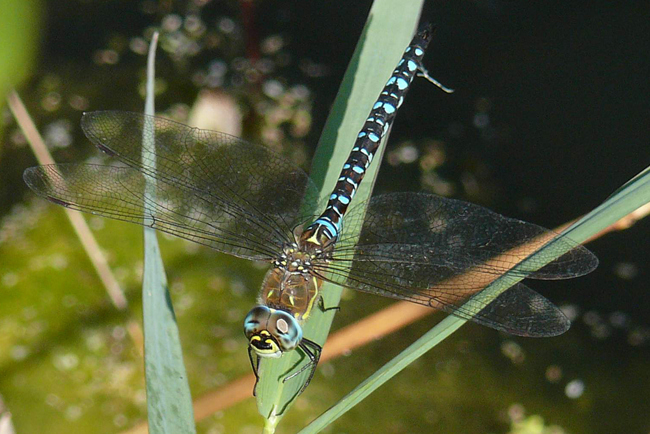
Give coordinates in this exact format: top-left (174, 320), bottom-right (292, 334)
top-left (316, 192), bottom-right (596, 336)
top-left (332, 192), bottom-right (597, 280)
top-left (81, 111), bottom-right (319, 230)
top-left (24, 111), bottom-right (320, 260)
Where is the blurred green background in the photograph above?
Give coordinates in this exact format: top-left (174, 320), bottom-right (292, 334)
top-left (1, 0), bottom-right (649, 433)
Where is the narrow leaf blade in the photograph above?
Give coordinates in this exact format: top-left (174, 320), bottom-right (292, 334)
top-left (255, 0), bottom-right (426, 424)
top-left (141, 32), bottom-right (196, 433)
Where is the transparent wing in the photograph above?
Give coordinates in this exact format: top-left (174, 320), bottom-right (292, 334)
top-left (24, 111), bottom-right (320, 260)
top-left (315, 192), bottom-right (597, 336)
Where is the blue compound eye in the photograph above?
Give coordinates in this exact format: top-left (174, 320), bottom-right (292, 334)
top-left (243, 305), bottom-right (271, 338)
top-left (269, 310), bottom-right (302, 352)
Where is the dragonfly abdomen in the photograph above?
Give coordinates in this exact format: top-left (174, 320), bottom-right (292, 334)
top-left (304, 25), bottom-right (435, 244)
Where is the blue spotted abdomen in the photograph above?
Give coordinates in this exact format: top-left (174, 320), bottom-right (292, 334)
top-left (305, 25), bottom-right (435, 244)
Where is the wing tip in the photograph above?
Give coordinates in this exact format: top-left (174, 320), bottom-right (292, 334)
top-left (23, 166), bottom-right (49, 192)
top-left (472, 283), bottom-right (573, 338)
top-left (81, 111), bottom-right (123, 156)
top-left (522, 313), bottom-right (571, 337)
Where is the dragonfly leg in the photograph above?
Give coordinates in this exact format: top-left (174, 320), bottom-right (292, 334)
top-left (248, 346), bottom-right (261, 396)
top-left (318, 295), bottom-right (340, 313)
top-left (282, 338), bottom-right (322, 395)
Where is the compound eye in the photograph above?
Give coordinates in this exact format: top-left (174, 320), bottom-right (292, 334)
top-left (243, 305), bottom-right (271, 337)
top-left (270, 311), bottom-right (302, 352)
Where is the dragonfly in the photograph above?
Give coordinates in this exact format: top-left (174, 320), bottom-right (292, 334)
top-left (23, 25), bottom-right (597, 395)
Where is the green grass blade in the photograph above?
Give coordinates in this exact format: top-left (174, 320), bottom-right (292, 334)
top-left (300, 164), bottom-right (650, 432)
top-left (141, 32), bottom-right (196, 434)
top-left (254, 0), bottom-right (426, 426)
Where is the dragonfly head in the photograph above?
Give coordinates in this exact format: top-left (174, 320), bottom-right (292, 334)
top-left (244, 305), bottom-right (302, 357)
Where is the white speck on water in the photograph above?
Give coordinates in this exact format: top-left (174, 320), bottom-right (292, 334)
top-left (110, 342), bottom-right (124, 355)
top-left (134, 389), bottom-right (146, 406)
top-left (171, 280), bottom-right (186, 294)
top-left (161, 14), bottom-right (182, 32)
top-left (591, 322), bottom-right (612, 340)
top-left (230, 279), bottom-right (247, 297)
top-left (565, 379), bottom-right (585, 399)
top-left (45, 393), bottom-right (62, 408)
top-left (217, 17), bottom-right (236, 33)
top-left (112, 413), bottom-right (128, 427)
top-left (582, 310), bottom-right (601, 326)
top-left (129, 37), bottom-right (148, 55)
top-left (501, 340), bottom-right (525, 364)
top-left (88, 217), bottom-right (105, 230)
top-left (263, 80), bottom-right (284, 99)
top-left (613, 262), bottom-right (638, 280)
top-left (627, 327), bottom-right (650, 346)
top-left (10, 345), bottom-right (29, 361)
top-left (507, 403), bottom-right (525, 423)
top-left (609, 311), bottom-right (629, 328)
top-left (290, 84), bottom-right (311, 101)
top-left (85, 331), bottom-right (105, 352)
top-left (261, 35), bottom-right (284, 55)
top-left (44, 120), bottom-right (73, 149)
top-left (65, 405), bottom-right (82, 420)
top-left (206, 424), bottom-right (225, 434)
top-left (111, 326), bottom-right (126, 340)
top-left (318, 362), bottom-right (335, 378)
top-left (559, 304), bottom-right (579, 321)
top-left (473, 112), bottom-right (490, 129)
top-left (1, 273), bottom-right (18, 287)
top-left (49, 254), bottom-right (68, 270)
top-left (53, 353), bottom-right (79, 371)
top-left (545, 364), bottom-right (562, 383)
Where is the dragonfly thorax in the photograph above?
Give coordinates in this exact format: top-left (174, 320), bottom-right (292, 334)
top-left (273, 241), bottom-right (320, 274)
top-left (259, 264), bottom-right (321, 322)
